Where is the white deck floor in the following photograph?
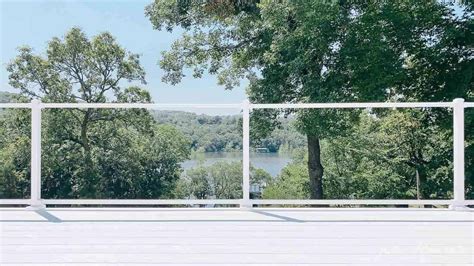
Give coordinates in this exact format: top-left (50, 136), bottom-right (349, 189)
top-left (0, 208), bottom-right (473, 265)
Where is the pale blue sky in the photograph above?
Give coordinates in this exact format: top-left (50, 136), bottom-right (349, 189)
top-left (0, 0), bottom-right (247, 104)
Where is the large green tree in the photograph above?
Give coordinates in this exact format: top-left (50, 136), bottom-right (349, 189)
top-left (146, 0), bottom-right (473, 199)
top-left (2, 28), bottom-right (190, 199)
top-left (264, 109), bottom-right (454, 201)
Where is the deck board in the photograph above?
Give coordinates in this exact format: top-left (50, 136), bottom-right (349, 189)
top-left (1, 208), bottom-right (473, 265)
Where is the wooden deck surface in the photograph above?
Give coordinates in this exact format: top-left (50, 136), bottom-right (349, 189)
top-left (1, 208), bottom-right (473, 265)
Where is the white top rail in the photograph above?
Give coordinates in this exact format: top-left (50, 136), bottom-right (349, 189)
top-left (251, 102), bottom-right (454, 109)
top-left (1, 101), bottom-right (470, 109)
top-left (43, 103), bottom-right (243, 109)
top-left (0, 103), bottom-right (243, 109)
top-left (0, 103), bottom-right (34, 108)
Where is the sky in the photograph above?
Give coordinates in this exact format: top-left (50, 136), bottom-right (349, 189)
top-left (0, 0), bottom-right (247, 107)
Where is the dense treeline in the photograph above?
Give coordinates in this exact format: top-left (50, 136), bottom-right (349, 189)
top-left (153, 110), bottom-right (306, 152)
top-left (1, 94), bottom-right (306, 153)
top-left (264, 109), bottom-right (461, 200)
top-left (0, 92), bottom-right (17, 103)
top-left (175, 161), bottom-right (271, 200)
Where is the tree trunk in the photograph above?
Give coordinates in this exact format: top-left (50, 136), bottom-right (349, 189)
top-left (416, 168), bottom-right (421, 200)
top-left (307, 135), bottom-right (324, 199)
top-left (80, 110), bottom-right (96, 198)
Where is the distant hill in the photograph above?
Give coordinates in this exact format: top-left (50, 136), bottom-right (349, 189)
top-left (152, 110), bottom-right (306, 152)
top-left (0, 91), bottom-right (18, 103)
top-left (0, 93), bottom-right (306, 152)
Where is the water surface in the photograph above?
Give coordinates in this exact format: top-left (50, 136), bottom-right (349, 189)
top-left (181, 152), bottom-right (292, 177)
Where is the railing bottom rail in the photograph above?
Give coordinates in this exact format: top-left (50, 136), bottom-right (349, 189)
top-left (2, 199), bottom-right (471, 209)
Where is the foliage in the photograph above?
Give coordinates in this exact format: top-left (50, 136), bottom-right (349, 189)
top-left (1, 28), bottom-right (191, 199)
top-left (175, 161), bottom-right (271, 199)
top-left (263, 162), bottom-right (310, 200)
top-left (264, 109), bottom-right (455, 200)
top-left (7, 27), bottom-right (146, 102)
top-left (324, 110), bottom-right (453, 199)
top-left (146, 0), bottom-right (473, 199)
top-left (466, 108), bottom-right (474, 198)
top-left (39, 121), bottom-right (190, 199)
top-left (153, 110), bottom-right (305, 152)
top-left (1, 1), bottom-right (473, 202)
top-left (0, 92), bottom-right (19, 103)
top-left (0, 109), bottom-right (31, 198)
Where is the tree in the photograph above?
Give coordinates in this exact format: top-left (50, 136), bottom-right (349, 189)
top-left (264, 109), bottom-right (453, 201)
top-left (146, 0), bottom-right (472, 198)
top-left (3, 28), bottom-right (191, 199)
top-left (176, 161), bottom-right (243, 199)
top-left (322, 110), bottom-right (453, 200)
top-left (263, 162), bottom-right (310, 200)
top-left (0, 106), bottom-right (31, 198)
top-left (176, 161), bottom-right (272, 200)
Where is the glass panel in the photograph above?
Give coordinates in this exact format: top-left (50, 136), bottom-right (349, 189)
top-left (40, 107), bottom-right (242, 201)
top-left (466, 107), bottom-right (473, 200)
top-left (251, 108), bottom-right (454, 202)
top-left (173, 108), bottom-right (243, 200)
top-left (0, 107), bottom-right (31, 199)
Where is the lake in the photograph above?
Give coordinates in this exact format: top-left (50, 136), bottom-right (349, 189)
top-left (181, 152), bottom-right (293, 177)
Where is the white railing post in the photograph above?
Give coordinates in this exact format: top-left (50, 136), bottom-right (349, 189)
top-left (241, 99), bottom-right (251, 208)
top-left (27, 99), bottom-right (45, 209)
top-left (450, 98), bottom-right (466, 210)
